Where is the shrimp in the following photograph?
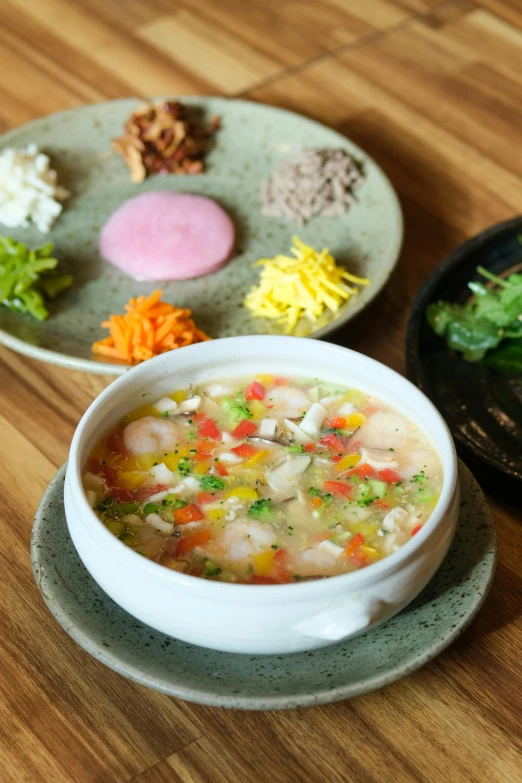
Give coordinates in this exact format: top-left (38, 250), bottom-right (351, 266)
top-left (355, 412), bottom-right (412, 450)
top-left (123, 416), bottom-right (180, 455)
top-left (296, 541), bottom-right (344, 575)
top-left (400, 448), bottom-right (440, 481)
top-left (266, 387), bottom-right (311, 419)
top-left (214, 519), bottom-right (277, 561)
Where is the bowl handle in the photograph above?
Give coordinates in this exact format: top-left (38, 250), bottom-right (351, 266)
top-left (293, 598), bottom-right (383, 641)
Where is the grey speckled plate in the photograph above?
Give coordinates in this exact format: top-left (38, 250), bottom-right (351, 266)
top-left (31, 461), bottom-right (495, 710)
top-left (0, 97), bottom-right (402, 375)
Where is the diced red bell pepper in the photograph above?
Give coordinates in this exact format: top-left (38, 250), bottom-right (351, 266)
top-left (195, 439), bottom-right (214, 455)
top-left (411, 524), bottom-right (423, 536)
top-left (198, 418), bottom-right (221, 440)
top-left (231, 443), bottom-right (258, 459)
top-left (324, 480), bottom-right (353, 499)
top-left (232, 419), bottom-right (257, 439)
top-left (331, 417), bottom-right (347, 429)
top-left (274, 377), bottom-right (288, 386)
top-left (343, 532), bottom-right (365, 558)
top-left (186, 563), bottom-right (205, 576)
top-left (109, 486), bottom-right (135, 503)
top-left (354, 463), bottom-right (373, 479)
top-left (331, 454), bottom-right (342, 463)
top-left (107, 432), bottom-right (127, 455)
top-left (245, 381), bottom-right (265, 400)
top-left (175, 529), bottom-right (212, 556)
top-left (378, 468), bottom-right (402, 484)
top-left (270, 549), bottom-right (291, 583)
top-left (193, 412), bottom-right (207, 422)
top-left (101, 463), bottom-right (118, 484)
top-left (174, 503), bottom-right (204, 524)
top-left (304, 443), bottom-right (316, 453)
top-left (216, 462), bottom-right (229, 477)
top-left (135, 483), bottom-right (167, 502)
top-left (320, 433), bottom-right (347, 453)
top-left (87, 457), bottom-right (103, 475)
top-left (193, 452), bottom-right (212, 463)
top-left (375, 499), bottom-right (390, 509)
top-left (197, 491), bottom-right (223, 505)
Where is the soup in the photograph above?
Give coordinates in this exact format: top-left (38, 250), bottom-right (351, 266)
top-left (83, 375), bottom-right (442, 583)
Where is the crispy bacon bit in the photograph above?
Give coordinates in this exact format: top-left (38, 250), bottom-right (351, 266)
top-left (113, 101), bottom-right (220, 183)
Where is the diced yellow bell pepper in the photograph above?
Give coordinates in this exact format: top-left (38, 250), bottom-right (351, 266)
top-left (337, 453), bottom-right (361, 472)
top-left (359, 545), bottom-right (379, 558)
top-left (253, 550), bottom-right (275, 576)
top-left (90, 441), bottom-right (112, 463)
top-left (162, 454), bottom-right (181, 472)
top-left (178, 445), bottom-right (192, 458)
top-left (170, 389), bottom-right (188, 403)
top-left (246, 449), bottom-right (269, 467)
top-left (248, 399), bottom-right (266, 421)
top-left (136, 453), bottom-right (156, 471)
top-left (225, 486), bottom-right (258, 501)
top-left (118, 471), bottom-right (145, 491)
top-left (207, 508), bottom-right (225, 521)
top-left (346, 412), bottom-right (366, 428)
top-left (255, 374), bottom-right (274, 385)
top-left (343, 389), bottom-right (367, 406)
top-left (121, 403), bottom-right (160, 425)
top-left (194, 462), bottom-right (210, 474)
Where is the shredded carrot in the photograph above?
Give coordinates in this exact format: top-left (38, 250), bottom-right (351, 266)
top-left (91, 290), bottom-right (211, 364)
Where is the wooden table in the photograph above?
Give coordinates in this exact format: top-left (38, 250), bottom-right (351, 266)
top-left (2, 1), bottom-right (522, 780)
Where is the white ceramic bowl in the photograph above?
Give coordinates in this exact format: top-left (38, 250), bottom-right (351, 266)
top-left (65, 336), bottom-right (459, 655)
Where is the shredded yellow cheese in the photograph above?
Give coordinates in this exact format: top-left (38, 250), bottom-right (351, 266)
top-left (244, 236), bottom-right (370, 333)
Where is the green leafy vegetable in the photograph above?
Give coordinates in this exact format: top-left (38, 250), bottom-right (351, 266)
top-left (0, 236), bottom-right (72, 321)
top-left (96, 498), bottom-right (139, 518)
top-left (428, 266), bottom-right (522, 365)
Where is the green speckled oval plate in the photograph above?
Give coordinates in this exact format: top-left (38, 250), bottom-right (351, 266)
top-left (31, 460), bottom-right (495, 710)
top-left (0, 98), bottom-right (402, 374)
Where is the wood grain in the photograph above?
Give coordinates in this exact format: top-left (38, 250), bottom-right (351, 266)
top-left (1, 1), bottom-right (521, 781)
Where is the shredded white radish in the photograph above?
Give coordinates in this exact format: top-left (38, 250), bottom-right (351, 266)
top-left (283, 418), bottom-right (309, 444)
top-left (300, 402), bottom-right (327, 438)
top-left (178, 396), bottom-right (201, 413)
top-left (258, 418), bottom-right (277, 438)
top-left (153, 397), bottom-right (178, 415)
top-left (83, 472), bottom-right (104, 490)
top-left (145, 513), bottom-right (174, 534)
top-left (147, 489), bottom-right (169, 503)
top-left (149, 463), bottom-right (176, 484)
top-left (219, 452), bottom-right (243, 464)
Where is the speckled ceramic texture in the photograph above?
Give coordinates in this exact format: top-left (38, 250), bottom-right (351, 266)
top-left (0, 97), bottom-right (402, 375)
top-left (31, 460), bottom-right (495, 710)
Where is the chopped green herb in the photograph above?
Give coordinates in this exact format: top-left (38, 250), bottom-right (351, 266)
top-left (0, 236), bottom-right (73, 321)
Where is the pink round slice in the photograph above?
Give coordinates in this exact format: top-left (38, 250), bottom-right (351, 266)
top-left (99, 192), bottom-right (235, 281)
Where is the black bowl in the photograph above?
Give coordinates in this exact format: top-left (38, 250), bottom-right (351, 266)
top-left (406, 216), bottom-right (522, 485)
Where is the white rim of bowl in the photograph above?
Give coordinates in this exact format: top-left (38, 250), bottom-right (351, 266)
top-left (67, 336), bottom-right (458, 603)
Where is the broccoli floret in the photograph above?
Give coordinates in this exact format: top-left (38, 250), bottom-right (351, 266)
top-left (222, 396), bottom-right (253, 423)
top-left (199, 475), bottom-right (226, 491)
top-left (247, 498), bottom-right (273, 520)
